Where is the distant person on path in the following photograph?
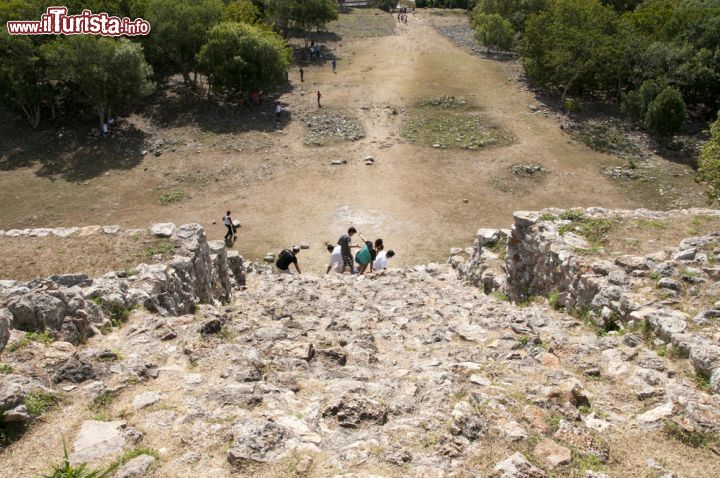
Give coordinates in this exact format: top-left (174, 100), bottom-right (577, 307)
top-left (275, 102), bottom-right (283, 121)
top-left (300, 67), bottom-right (304, 82)
top-left (373, 247), bottom-right (394, 271)
top-left (317, 90), bottom-right (322, 108)
top-left (332, 58), bottom-right (336, 73)
top-left (275, 246), bottom-right (301, 274)
top-left (326, 244), bottom-right (344, 274)
top-left (223, 211), bottom-right (236, 241)
top-left (338, 227), bottom-right (362, 273)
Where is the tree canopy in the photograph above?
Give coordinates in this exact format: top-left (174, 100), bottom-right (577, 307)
top-left (42, 36), bottom-right (154, 126)
top-left (197, 21), bottom-right (290, 96)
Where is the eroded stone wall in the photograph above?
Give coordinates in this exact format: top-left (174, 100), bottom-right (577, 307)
top-left (0, 223), bottom-right (242, 352)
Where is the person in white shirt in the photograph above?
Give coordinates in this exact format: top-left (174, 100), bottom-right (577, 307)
top-left (326, 244), bottom-right (344, 273)
top-left (373, 248), bottom-right (394, 271)
top-left (223, 211), bottom-right (236, 241)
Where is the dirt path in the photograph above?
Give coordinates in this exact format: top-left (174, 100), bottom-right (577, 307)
top-left (0, 11), bottom-right (704, 274)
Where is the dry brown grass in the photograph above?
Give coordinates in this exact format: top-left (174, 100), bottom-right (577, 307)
top-left (0, 234), bottom-right (177, 281)
top-left (602, 214), bottom-right (720, 257)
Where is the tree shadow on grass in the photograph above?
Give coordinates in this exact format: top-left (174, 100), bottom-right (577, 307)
top-left (145, 81), bottom-right (295, 135)
top-left (0, 111), bottom-right (147, 182)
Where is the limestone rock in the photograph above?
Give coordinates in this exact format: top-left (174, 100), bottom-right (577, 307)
top-left (637, 402), bottom-right (676, 429)
top-left (227, 419), bottom-right (289, 465)
top-left (533, 439), bottom-right (571, 468)
top-left (321, 393), bottom-right (387, 428)
top-left (630, 307), bottom-right (688, 342)
top-left (52, 355), bottom-right (97, 384)
top-left (492, 452), bottom-right (547, 478)
top-left (0, 308), bottom-right (11, 353)
top-left (149, 223), bottom-right (176, 238)
top-left (132, 391), bottom-right (162, 410)
top-left (70, 420), bottom-right (128, 463)
top-left (116, 455), bottom-right (156, 478)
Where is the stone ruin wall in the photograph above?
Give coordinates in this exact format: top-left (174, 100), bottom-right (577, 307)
top-left (0, 223), bottom-right (245, 354)
top-left (451, 207), bottom-right (720, 394)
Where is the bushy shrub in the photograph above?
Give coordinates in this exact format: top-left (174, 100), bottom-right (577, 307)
top-left (697, 112), bottom-right (720, 200)
top-left (621, 79), bottom-right (664, 123)
top-left (198, 22), bottom-right (290, 96)
top-left (473, 13), bottom-right (515, 51)
top-left (644, 86), bottom-right (686, 137)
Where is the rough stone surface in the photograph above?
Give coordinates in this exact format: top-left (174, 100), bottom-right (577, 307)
top-left (533, 439), bottom-right (571, 468)
top-left (493, 452), bottom-right (547, 478)
top-left (116, 454), bottom-right (156, 478)
top-left (70, 420), bottom-right (128, 463)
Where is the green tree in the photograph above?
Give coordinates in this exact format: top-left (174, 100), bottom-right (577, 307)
top-left (0, 32), bottom-right (50, 128)
top-left (42, 36), bottom-right (154, 127)
top-left (521, 0), bottom-right (619, 106)
top-left (472, 0), bottom-right (547, 31)
top-left (264, 0), bottom-right (295, 35)
top-left (368, 0), bottom-right (397, 11)
top-left (197, 22), bottom-right (290, 96)
top-left (224, 0), bottom-right (261, 24)
top-left (621, 78), bottom-right (665, 123)
top-left (697, 112), bottom-right (720, 200)
top-left (644, 85), bottom-right (686, 136)
top-left (473, 13), bottom-right (515, 51)
top-left (292, 0), bottom-right (338, 43)
top-left (143, 0), bottom-right (224, 82)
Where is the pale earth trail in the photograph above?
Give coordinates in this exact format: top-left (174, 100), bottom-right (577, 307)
top-left (0, 10), bottom-right (704, 274)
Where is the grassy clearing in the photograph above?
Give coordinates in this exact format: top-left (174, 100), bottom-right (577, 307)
top-left (403, 97), bottom-right (513, 150)
top-left (569, 122), bottom-right (639, 157)
top-left (158, 189), bottom-right (185, 205)
top-left (25, 390), bottom-right (59, 417)
top-left (664, 420), bottom-right (719, 449)
top-left (557, 213), bottom-right (618, 249)
top-left (587, 214), bottom-right (720, 257)
top-left (328, 9), bottom-right (396, 38)
top-left (0, 235), bottom-right (177, 281)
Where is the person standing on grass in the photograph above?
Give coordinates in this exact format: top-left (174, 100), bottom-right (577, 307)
top-left (332, 58), bottom-right (336, 73)
top-left (338, 227), bottom-right (363, 273)
top-left (300, 67), bottom-right (304, 82)
top-left (275, 246), bottom-right (301, 274)
top-left (223, 211), bottom-right (236, 241)
top-left (317, 90), bottom-right (322, 108)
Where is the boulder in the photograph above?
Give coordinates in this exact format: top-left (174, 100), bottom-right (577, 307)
top-left (8, 292), bottom-right (66, 332)
top-left (0, 308), bottom-right (11, 353)
top-left (636, 402), bottom-right (676, 429)
top-left (492, 452), bottom-right (547, 478)
top-left (533, 439), bottom-right (571, 469)
top-left (630, 307), bottom-right (688, 342)
top-left (52, 355), bottom-right (96, 384)
top-left (321, 393), bottom-right (387, 428)
top-left (49, 274), bottom-right (92, 288)
top-left (70, 420), bottom-right (128, 463)
top-left (227, 419), bottom-right (289, 465)
top-left (116, 454), bottom-right (156, 478)
top-left (149, 223), bottom-right (176, 238)
top-left (132, 391), bottom-right (162, 410)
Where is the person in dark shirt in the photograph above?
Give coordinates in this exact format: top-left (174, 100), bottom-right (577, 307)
top-left (338, 227), bottom-right (366, 274)
top-left (275, 246), bottom-right (301, 274)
